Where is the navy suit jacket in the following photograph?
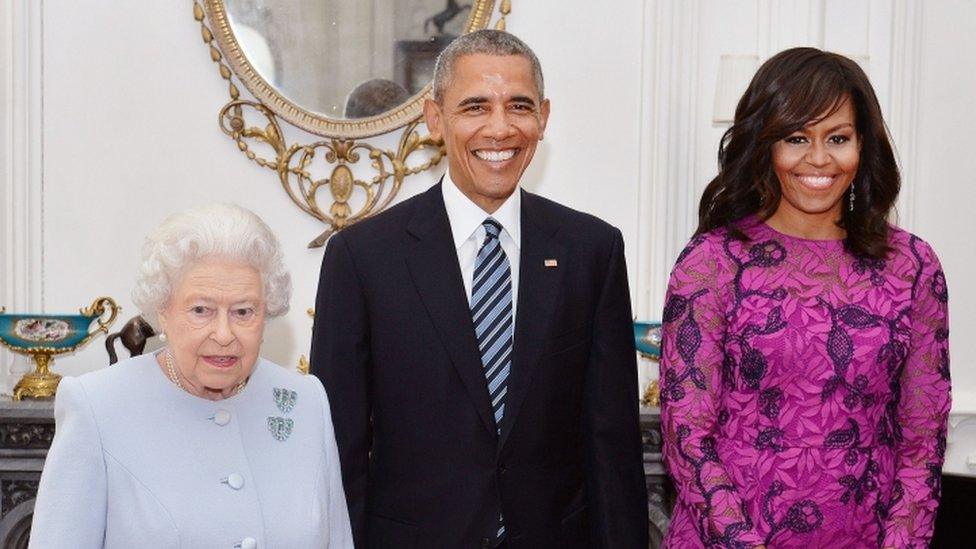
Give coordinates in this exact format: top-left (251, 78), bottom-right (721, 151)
top-left (311, 182), bottom-right (648, 548)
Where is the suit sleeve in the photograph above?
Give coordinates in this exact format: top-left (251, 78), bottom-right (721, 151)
top-left (310, 232), bottom-right (373, 548)
top-left (659, 236), bottom-right (766, 547)
top-left (582, 227), bottom-right (649, 548)
top-left (881, 240), bottom-right (951, 548)
top-left (28, 377), bottom-right (107, 549)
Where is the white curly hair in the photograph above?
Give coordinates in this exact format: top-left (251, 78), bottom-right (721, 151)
top-left (131, 203), bottom-right (292, 329)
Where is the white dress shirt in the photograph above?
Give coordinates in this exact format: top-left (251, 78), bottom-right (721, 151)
top-left (441, 172), bottom-right (521, 324)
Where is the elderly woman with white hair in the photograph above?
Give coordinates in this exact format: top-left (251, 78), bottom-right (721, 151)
top-left (29, 204), bottom-right (352, 548)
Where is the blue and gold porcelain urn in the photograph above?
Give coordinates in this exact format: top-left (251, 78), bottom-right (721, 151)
top-left (634, 320), bottom-right (663, 360)
top-left (0, 297), bottom-right (119, 400)
top-left (634, 320), bottom-right (662, 407)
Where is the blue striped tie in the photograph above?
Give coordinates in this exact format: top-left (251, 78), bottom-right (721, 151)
top-left (471, 218), bottom-right (511, 541)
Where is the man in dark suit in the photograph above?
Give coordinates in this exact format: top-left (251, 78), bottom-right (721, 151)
top-left (311, 29), bottom-right (648, 548)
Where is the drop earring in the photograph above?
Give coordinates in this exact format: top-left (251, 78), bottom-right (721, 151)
top-left (849, 182), bottom-right (855, 212)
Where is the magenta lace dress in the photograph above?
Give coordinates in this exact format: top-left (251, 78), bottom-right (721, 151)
top-left (660, 217), bottom-right (950, 548)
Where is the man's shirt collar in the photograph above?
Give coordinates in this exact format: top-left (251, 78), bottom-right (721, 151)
top-left (442, 171), bottom-right (522, 249)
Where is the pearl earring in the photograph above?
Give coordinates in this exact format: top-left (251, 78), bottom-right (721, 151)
top-left (159, 332), bottom-right (167, 342)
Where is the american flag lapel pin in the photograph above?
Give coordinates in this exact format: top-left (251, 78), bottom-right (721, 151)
top-left (544, 259), bottom-right (558, 268)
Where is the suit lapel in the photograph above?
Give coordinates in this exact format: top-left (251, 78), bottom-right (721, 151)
top-left (498, 191), bottom-right (565, 452)
top-left (404, 183), bottom-right (496, 436)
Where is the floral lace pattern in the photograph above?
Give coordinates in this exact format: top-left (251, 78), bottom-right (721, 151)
top-left (660, 217), bottom-right (950, 548)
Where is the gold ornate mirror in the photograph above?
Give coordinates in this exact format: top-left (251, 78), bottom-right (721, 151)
top-left (193, 0), bottom-right (513, 247)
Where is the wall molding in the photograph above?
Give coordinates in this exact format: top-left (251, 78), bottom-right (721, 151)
top-left (887, 0), bottom-right (922, 230)
top-left (636, 0), bottom-right (701, 321)
top-left (0, 0), bottom-right (44, 394)
top-left (757, 0), bottom-right (826, 57)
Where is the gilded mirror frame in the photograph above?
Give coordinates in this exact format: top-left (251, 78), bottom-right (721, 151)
top-left (204, 0), bottom-right (499, 139)
top-left (193, 1), bottom-right (514, 247)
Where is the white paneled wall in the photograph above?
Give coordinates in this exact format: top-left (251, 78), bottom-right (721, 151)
top-left (912, 1), bottom-right (976, 463)
top-left (1, 1), bottom-right (974, 462)
top-left (0, 0), bottom-right (43, 384)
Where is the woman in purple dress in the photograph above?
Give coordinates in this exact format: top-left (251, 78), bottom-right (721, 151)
top-left (660, 48), bottom-right (950, 548)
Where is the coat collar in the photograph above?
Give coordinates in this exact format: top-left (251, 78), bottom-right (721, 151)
top-left (404, 182), bottom-right (497, 435)
top-left (498, 191), bottom-right (565, 451)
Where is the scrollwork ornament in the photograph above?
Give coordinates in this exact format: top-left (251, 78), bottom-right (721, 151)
top-left (79, 297), bottom-right (121, 335)
top-left (215, 100), bottom-right (444, 247)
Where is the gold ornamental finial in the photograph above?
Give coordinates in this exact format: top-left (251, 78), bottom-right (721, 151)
top-left (495, 0), bottom-right (511, 30)
top-left (641, 379), bottom-right (661, 408)
top-left (297, 308), bottom-right (316, 374)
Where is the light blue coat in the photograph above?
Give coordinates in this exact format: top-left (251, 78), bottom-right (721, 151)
top-left (29, 353), bottom-right (353, 548)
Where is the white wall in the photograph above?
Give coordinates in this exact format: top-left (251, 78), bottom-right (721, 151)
top-left (1, 1), bottom-right (974, 454)
top-left (911, 0), bottom-right (976, 473)
top-left (913, 0), bottom-right (976, 414)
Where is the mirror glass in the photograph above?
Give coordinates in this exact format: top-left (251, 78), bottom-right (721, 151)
top-left (224, 0), bottom-right (472, 120)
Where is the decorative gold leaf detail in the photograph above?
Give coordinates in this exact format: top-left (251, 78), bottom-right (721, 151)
top-left (329, 164), bottom-right (355, 202)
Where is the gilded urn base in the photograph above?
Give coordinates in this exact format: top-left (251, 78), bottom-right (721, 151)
top-left (641, 379), bottom-right (661, 408)
top-left (13, 355), bottom-right (61, 400)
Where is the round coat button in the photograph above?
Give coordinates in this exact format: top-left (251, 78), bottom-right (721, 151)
top-left (226, 473), bottom-right (245, 490)
top-left (213, 409), bottom-right (231, 426)
top-left (237, 538), bottom-right (257, 549)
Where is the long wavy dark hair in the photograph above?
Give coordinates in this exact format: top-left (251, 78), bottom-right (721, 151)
top-left (696, 47), bottom-right (899, 259)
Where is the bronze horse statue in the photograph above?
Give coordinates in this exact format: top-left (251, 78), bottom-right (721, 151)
top-left (105, 315), bottom-right (156, 364)
top-left (424, 0), bottom-right (471, 36)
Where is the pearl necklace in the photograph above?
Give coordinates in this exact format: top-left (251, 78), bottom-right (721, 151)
top-left (163, 349), bottom-right (247, 397)
top-left (163, 349), bottom-right (186, 391)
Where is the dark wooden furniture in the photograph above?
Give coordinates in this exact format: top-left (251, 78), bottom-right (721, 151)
top-left (0, 397), bottom-right (53, 548)
top-left (931, 473), bottom-right (976, 548)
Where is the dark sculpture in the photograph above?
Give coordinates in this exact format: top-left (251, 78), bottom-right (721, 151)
top-left (344, 78), bottom-right (411, 118)
top-left (105, 315), bottom-right (155, 365)
top-left (424, 0), bottom-right (471, 36)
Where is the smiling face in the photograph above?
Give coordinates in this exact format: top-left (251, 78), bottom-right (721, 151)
top-left (768, 98), bottom-right (861, 238)
top-left (157, 257), bottom-right (265, 400)
top-left (424, 53), bottom-right (550, 213)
